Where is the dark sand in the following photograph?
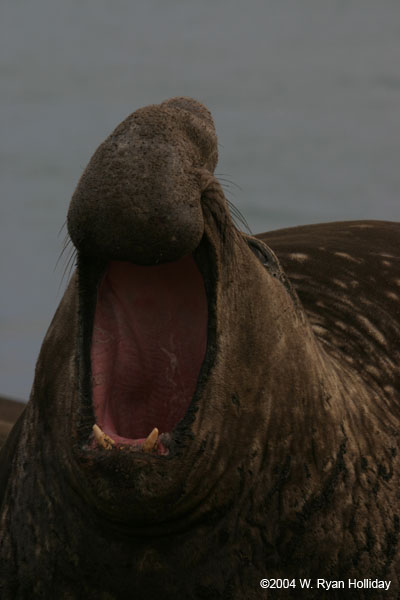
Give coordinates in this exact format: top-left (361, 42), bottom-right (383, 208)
top-left (0, 396), bottom-right (25, 448)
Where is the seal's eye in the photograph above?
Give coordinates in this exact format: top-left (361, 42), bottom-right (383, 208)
top-left (89, 256), bottom-right (208, 454)
top-left (247, 239), bottom-right (271, 268)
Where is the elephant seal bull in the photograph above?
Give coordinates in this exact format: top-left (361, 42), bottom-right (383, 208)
top-left (1, 97), bottom-right (400, 599)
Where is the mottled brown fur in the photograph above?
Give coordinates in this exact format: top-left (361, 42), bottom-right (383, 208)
top-left (1, 98), bottom-right (400, 599)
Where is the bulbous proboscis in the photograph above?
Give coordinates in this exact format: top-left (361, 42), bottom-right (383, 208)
top-left (67, 97), bottom-right (218, 265)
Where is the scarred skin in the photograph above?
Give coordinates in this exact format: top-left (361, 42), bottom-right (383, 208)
top-left (1, 98), bottom-right (400, 599)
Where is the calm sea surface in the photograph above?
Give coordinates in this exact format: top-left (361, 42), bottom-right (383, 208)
top-left (1, 0), bottom-right (400, 400)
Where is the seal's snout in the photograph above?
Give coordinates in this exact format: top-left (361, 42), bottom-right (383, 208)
top-left (67, 97), bottom-right (218, 265)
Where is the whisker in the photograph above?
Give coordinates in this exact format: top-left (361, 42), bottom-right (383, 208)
top-left (215, 174), bottom-right (243, 193)
top-left (219, 184), bottom-right (238, 202)
top-left (227, 199), bottom-right (252, 234)
top-left (57, 244), bottom-right (77, 294)
top-left (57, 219), bottom-right (67, 237)
top-left (214, 174), bottom-right (249, 232)
top-left (54, 234), bottom-right (72, 272)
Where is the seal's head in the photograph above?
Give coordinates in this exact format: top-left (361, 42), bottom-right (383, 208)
top-left (68, 97), bottom-right (218, 265)
top-left (64, 97), bottom-right (228, 526)
top-left (53, 97), bottom-right (294, 531)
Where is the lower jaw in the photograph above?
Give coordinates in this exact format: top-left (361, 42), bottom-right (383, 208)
top-left (92, 423), bottom-right (171, 455)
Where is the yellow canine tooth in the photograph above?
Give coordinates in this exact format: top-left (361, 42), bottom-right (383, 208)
top-left (143, 427), bottom-right (159, 453)
top-left (93, 424), bottom-right (115, 450)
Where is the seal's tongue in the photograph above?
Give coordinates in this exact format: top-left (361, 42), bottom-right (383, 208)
top-left (91, 256), bottom-right (207, 452)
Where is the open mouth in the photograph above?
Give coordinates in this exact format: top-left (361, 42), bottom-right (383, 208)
top-left (78, 241), bottom-right (214, 457)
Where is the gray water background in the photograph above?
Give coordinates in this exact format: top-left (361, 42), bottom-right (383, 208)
top-left (1, 0), bottom-right (400, 401)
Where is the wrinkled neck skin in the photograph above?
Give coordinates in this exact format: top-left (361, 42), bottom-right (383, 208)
top-left (1, 184), bottom-right (380, 597)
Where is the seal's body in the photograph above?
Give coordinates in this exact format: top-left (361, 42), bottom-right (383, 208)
top-left (1, 98), bottom-right (399, 599)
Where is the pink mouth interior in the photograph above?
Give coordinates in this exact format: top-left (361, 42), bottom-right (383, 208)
top-left (91, 255), bottom-right (208, 449)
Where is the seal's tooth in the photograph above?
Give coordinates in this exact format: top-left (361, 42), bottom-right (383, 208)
top-left (93, 424), bottom-right (115, 450)
top-left (143, 427), bottom-right (159, 453)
